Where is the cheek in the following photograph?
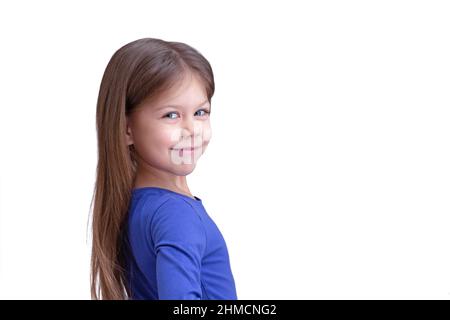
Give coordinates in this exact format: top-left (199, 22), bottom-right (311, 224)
top-left (133, 123), bottom-right (174, 160)
top-left (154, 126), bottom-right (178, 148)
top-left (202, 122), bottom-right (212, 143)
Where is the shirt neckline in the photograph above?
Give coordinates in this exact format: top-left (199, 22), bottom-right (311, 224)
top-left (132, 186), bottom-right (202, 202)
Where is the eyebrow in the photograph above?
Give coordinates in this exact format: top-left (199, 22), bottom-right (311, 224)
top-left (155, 99), bottom-right (210, 111)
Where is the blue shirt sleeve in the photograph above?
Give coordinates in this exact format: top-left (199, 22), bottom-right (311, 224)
top-left (150, 196), bottom-right (207, 299)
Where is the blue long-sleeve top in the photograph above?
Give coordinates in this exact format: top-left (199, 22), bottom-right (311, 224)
top-left (124, 187), bottom-right (238, 300)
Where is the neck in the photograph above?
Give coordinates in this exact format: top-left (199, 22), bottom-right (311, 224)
top-left (133, 164), bottom-right (193, 197)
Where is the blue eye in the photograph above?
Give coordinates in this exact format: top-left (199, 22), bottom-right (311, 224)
top-left (164, 112), bottom-right (179, 119)
top-left (163, 109), bottom-right (210, 119)
top-left (195, 109), bottom-right (211, 117)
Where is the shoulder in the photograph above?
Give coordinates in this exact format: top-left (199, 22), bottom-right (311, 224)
top-left (148, 194), bottom-right (207, 247)
top-left (148, 194), bottom-right (202, 226)
top-left (133, 190), bottom-right (198, 223)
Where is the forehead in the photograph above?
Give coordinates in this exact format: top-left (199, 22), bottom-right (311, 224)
top-left (152, 73), bottom-right (208, 110)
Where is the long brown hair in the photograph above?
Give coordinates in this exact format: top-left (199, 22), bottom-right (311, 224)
top-left (89, 37), bottom-right (215, 299)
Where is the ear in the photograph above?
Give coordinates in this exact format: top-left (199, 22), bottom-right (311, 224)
top-left (125, 116), bottom-right (134, 146)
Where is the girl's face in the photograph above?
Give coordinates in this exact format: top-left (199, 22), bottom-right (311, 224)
top-left (125, 73), bottom-right (212, 177)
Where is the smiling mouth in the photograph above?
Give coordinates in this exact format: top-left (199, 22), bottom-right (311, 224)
top-left (170, 146), bottom-right (203, 158)
top-left (171, 142), bottom-right (204, 151)
top-left (172, 147), bottom-right (200, 151)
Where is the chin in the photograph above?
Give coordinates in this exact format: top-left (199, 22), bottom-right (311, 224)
top-left (169, 163), bottom-right (197, 176)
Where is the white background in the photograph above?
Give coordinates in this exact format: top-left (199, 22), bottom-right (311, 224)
top-left (0, 0), bottom-right (449, 299)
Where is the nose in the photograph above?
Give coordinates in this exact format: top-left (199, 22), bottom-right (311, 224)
top-left (180, 116), bottom-right (203, 146)
top-left (181, 115), bottom-right (195, 136)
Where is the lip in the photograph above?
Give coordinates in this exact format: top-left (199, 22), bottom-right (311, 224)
top-left (172, 147), bottom-right (201, 151)
top-left (170, 146), bottom-right (202, 156)
top-left (171, 144), bottom-right (203, 151)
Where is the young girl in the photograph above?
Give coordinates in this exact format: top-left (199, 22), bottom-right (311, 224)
top-left (90, 38), bottom-right (238, 300)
